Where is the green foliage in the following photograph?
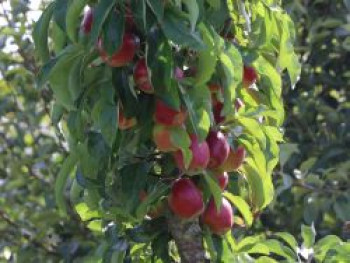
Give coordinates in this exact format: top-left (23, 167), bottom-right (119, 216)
top-left (0, 0), bottom-right (349, 262)
top-left (260, 0), bottom-right (350, 239)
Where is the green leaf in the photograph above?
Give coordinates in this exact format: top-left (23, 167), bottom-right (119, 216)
top-left (314, 235), bottom-right (342, 262)
top-left (66, 0), bottom-right (88, 43)
top-left (88, 0), bottom-right (118, 47)
top-left (203, 227), bottom-right (217, 262)
top-left (261, 239), bottom-right (296, 260)
top-left (33, 2), bottom-right (55, 63)
top-left (223, 192), bottom-right (253, 227)
top-left (273, 232), bottom-right (298, 252)
top-left (170, 127), bottom-right (192, 169)
top-left (277, 15), bottom-right (301, 89)
top-left (75, 202), bottom-right (101, 221)
top-left (146, 0), bottom-right (164, 21)
top-left (92, 82), bottom-right (117, 147)
top-left (182, 0), bottom-right (199, 32)
top-left (162, 9), bottom-right (205, 51)
top-left (68, 56), bottom-right (84, 101)
top-left (220, 44), bottom-right (243, 116)
top-left (55, 153), bottom-right (78, 216)
top-left (180, 85), bottom-right (211, 141)
top-left (102, 7), bottom-right (125, 55)
top-left (301, 224), bottom-right (316, 248)
top-left (120, 162), bottom-right (150, 215)
top-left (194, 25), bottom-right (218, 87)
top-left (206, 0), bottom-right (221, 10)
top-left (204, 172), bottom-right (223, 211)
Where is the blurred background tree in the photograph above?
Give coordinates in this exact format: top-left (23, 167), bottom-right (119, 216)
top-left (0, 0), bottom-right (349, 262)
top-left (259, 0), bottom-right (350, 239)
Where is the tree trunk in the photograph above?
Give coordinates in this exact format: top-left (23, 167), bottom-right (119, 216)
top-left (167, 214), bottom-right (207, 263)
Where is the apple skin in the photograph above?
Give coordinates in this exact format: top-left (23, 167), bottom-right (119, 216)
top-left (154, 100), bottom-right (187, 126)
top-left (202, 197), bottom-right (234, 235)
top-left (215, 172), bottom-right (229, 191)
top-left (118, 108), bottom-right (137, 130)
top-left (243, 66), bottom-right (258, 87)
top-left (98, 32), bottom-right (140, 67)
top-left (174, 134), bottom-right (210, 172)
top-left (81, 8), bottom-right (94, 34)
top-left (218, 146), bottom-right (246, 172)
top-left (133, 59), bottom-right (154, 94)
top-left (168, 178), bottom-right (204, 219)
top-left (153, 124), bottom-right (179, 152)
top-left (206, 131), bottom-right (230, 169)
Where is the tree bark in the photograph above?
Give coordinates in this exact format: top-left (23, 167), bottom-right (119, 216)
top-left (167, 214), bottom-right (207, 263)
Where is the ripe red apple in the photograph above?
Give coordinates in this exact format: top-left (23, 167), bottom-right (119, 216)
top-left (202, 197), bottom-right (234, 235)
top-left (153, 124), bottom-right (180, 152)
top-left (118, 108), bottom-right (137, 130)
top-left (215, 172), bottom-right (229, 191)
top-left (81, 8), bottom-right (94, 34)
top-left (168, 178), bottom-right (204, 219)
top-left (133, 59), bottom-right (153, 94)
top-left (98, 32), bottom-right (139, 67)
top-left (218, 146), bottom-right (246, 172)
top-left (154, 100), bottom-right (187, 126)
top-left (206, 130), bottom-right (230, 169)
top-left (174, 134), bottom-right (210, 171)
top-left (243, 66), bottom-right (258, 88)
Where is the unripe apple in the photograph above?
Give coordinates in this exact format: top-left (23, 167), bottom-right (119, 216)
top-left (168, 178), bottom-right (204, 219)
top-left (206, 130), bottom-right (230, 169)
top-left (153, 124), bottom-right (179, 152)
top-left (98, 32), bottom-right (140, 67)
top-left (202, 197), bottom-right (233, 235)
top-left (243, 66), bottom-right (258, 88)
top-left (81, 8), bottom-right (94, 34)
top-left (118, 108), bottom-right (137, 130)
top-left (133, 58), bottom-right (153, 94)
top-left (218, 146), bottom-right (246, 172)
top-left (174, 134), bottom-right (210, 171)
top-left (215, 172), bottom-right (229, 191)
top-left (154, 100), bottom-right (187, 126)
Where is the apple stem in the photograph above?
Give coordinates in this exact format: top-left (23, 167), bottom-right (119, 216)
top-left (167, 214), bottom-right (208, 263)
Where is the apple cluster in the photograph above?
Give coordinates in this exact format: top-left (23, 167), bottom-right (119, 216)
top-left (81, 6), bottom-right (258, 236)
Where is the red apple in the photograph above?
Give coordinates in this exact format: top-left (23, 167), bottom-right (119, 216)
top-left (243, 66), bottom-right (258, 88)
top-left (153, 124), bottom-right (179, 152)
top-left (208, 83), bottom-right (221, 94)
top-left (133, 58), bottom-right (153, 94)
top-left (81, 8), bottom-right (94, 34)
top-left (206, 130), bottom-right (230, 169)
top-left (168, 178), bottom-right (204, 219)
top-left (218, 146), bottom-right (246, 172)
top-left (174, 134), bottom-right (210, 171)
top-left (202, 197), bottom-right (234, 235)
top-left (98, 32), bottom-right (140, 67)
top-left (154, 100), bottom-right (187, 126)
top-left (215, 172), bottom-right (229, 191)
top-left (118, 108), bottom-right (137, 130)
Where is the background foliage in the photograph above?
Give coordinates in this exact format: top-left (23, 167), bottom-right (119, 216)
top-left (0, 0), bottom-right (349, 262)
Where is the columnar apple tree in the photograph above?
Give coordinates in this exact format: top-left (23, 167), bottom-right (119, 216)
top-left (34, 0), bottom-right (300, 261)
